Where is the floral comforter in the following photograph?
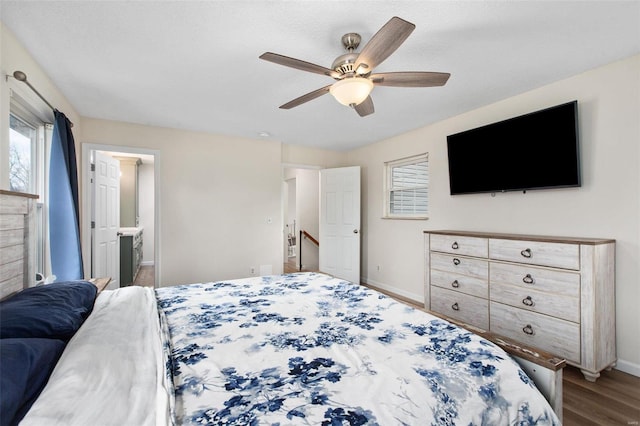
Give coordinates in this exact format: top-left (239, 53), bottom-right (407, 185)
top-left (155, 272), bottom-right (559, 425)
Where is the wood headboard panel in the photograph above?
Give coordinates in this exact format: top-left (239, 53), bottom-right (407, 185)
top-left (0, 190), bottom-right (38, 300)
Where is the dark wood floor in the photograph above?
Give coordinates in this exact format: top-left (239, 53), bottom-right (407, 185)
top-left (563, 365), bottom-right (640, 425)
top-left (362, 283), bottom-right (640, 425)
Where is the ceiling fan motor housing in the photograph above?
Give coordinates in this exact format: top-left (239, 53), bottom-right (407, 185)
top-left (332, 33), bottom-right (364, 76)
top-left (332, 52), bottom-right (359, 76)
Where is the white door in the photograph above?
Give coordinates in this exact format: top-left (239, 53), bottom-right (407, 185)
top-left (93, 152), bottom-right (120, 288)
top-left (319, 166), bottom-right (361, 283)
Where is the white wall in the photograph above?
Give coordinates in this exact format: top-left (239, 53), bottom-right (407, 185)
top-left (282, 143), bottom-right (347, 168)
top-left (138, 162), bottom-right (154, 264)
top-left (80, 118), bottom-right (284, 286)
top-left (347, 54), bottom-right (640, 375)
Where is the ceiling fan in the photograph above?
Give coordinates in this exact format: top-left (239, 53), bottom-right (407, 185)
top-left (259, 16), bottom-right (450, 117)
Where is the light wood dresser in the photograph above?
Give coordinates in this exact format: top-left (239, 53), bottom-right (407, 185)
top-left (424, 230), bottom-right (616, 382)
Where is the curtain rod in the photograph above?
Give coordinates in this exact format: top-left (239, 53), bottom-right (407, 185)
top-left (9, 70), bottom-right (74, 127)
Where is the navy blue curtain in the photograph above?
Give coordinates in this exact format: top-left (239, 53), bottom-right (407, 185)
top-left (49, 110), bottom-right (83, 281)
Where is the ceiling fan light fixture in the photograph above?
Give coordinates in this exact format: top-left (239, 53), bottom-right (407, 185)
top-left (329, 77), bottom-right (373, 106)
top-left (261, 17), bottom-right (447, 116)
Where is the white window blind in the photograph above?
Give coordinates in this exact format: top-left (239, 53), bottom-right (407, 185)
top-left (385, 154), bottom-right (429, 218)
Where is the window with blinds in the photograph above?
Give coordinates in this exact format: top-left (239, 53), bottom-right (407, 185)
top-left (384, 153), bottom-right (429, 219)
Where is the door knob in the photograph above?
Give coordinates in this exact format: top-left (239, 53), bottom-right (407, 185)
top-left (353, 229), bottom-right (359, 234)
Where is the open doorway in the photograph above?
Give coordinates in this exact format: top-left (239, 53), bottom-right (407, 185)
top-left (81, 144), bottom-right (160, 288)
top-left (283, 177), bottom-right (297, 273)
top-left (282, 166), bottom-right (320, 273)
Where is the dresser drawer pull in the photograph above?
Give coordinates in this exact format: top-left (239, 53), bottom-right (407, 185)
top-left (520, 248), bottom-right (532, 258)
top-left (522, 274), bottom-right (534, 284)
top-left (522, 324), bottom-right (535, 335)
top-left (451, 241), bottom-right (459, 249)
top-left (452, 258), bottom-right (461, 266)
top-left (522, 296), bottom-right (535, 307)
top-left (451, 280), bottom-right (460, 288)
top-left (451, 302), bottom-right (460, 311)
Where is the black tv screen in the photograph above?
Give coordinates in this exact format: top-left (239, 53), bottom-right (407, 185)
top-left (446, 101), bottom-right (580, 195)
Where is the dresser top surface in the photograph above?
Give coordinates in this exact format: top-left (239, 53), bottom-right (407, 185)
top-left (424, 230), bottom-right (615, 245)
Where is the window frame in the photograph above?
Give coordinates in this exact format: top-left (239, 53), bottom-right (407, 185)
top-left (383, 153), bottom-right (429, 220)
top-left (9, 94), bottom-right (52, 277)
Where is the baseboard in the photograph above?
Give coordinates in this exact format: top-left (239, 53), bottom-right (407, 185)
top-left (140, 261), bottom-right (155, 267)
top-left (615, 358), bottom-right (640, 377)
top-left (361, 277), bottom-right (424, 305)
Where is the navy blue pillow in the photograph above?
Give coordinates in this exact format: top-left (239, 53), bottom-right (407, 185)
top-left (0, 281), bottom-right (97, 341)
top-left (0, 338), bottom-right (66, 426)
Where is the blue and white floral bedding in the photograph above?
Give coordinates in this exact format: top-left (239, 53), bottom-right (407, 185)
top-left (156, 272), bottom-right (559, 426)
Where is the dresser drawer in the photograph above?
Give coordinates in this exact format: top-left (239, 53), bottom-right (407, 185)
top-left (431, 269), bottom-right (488, 298)
top-left (489, 238), bottom-right (580, 270)
top-left (431, 286), bottom-right (489, 330)
top-left (430, 234), bottom-right (488, 258)
top-left (490, 282), bottom-right (579, 322)
top-left (490, 262), bottom-right (580, 297)
top-left (430, 252), bottom-right (488, 280)
top-left (490, 302), bottom-right (580, 363)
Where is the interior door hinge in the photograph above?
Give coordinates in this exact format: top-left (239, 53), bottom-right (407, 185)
top-left (91, 221), bottom-right (95, 229)
top-left (91, 163), bottom-right (95, 172)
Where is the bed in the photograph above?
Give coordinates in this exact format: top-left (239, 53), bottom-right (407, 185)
top-left (2, 272), bottom-right (559, 425)
top-left (1, 191), bottom-right (559, 425)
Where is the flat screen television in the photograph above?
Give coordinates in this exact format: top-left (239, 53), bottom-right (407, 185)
top-left (446, 101), bottom-right (580, 195)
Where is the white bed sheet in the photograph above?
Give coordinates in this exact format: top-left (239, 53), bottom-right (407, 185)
top-left (20, 286), bottom-right (173, 426)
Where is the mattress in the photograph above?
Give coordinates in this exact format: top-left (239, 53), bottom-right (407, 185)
top-left (20, 272), bottom-right (559, 425)
top-left (157, 272), bottom-right (559, 425)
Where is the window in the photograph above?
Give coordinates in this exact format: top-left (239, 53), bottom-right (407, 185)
top-left (384, 153), bottom-right (429, 219)
top-left (8, 95), bottom-right (52, 277)
top-left (9, 114), bottom-right (37, 193)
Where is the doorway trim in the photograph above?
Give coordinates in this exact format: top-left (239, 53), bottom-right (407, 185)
top-left (81, 143), bottom-right (161, 287)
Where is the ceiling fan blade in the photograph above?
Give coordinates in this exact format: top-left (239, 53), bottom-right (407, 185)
top-left (279, 85), bottom-right (332, 109)
top-left (354, 96), bottom-right (374, 117)
top-left (354, 17), bottom-right (415, 73)
top-left (370, 72), bottom-right (451, 87)
top-left (260, 52), bottom-right (340, 79)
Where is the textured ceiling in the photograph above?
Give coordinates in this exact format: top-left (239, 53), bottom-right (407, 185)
top-left (2, 1), bottom-right (639, 151)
